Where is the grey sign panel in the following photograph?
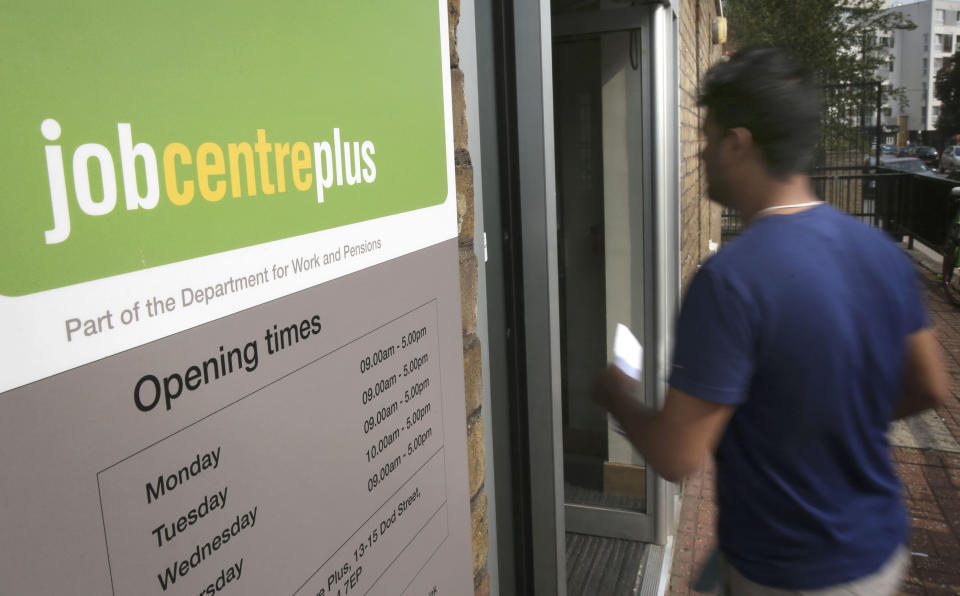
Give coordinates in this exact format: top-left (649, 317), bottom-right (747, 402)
top-left (0, 240), bottom-right (473, 595)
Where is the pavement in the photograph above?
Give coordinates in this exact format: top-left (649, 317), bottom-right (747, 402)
top-left (665, 242), bottom-right (960, 596)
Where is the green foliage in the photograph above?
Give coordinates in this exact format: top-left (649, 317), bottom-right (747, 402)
top-left (727, 0), bottom-right (914, 152)
top-left (727, 0), bottom-right (914, 84)
top-left (935, 53), bottom-right (960, 134)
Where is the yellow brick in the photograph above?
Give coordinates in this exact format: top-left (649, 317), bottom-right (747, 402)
top-left (471, 492), bottom-right (489, 576)
top-left (467, 415), bottom-right (485, 497)
top-left (456, 155), bottom-right (475, 242)
top-left (474, 569), bottom-right (490, 596)
top-left (460, 247), bottom-right (478, 338)
top-left (463, 336), bottom-right (483, 415)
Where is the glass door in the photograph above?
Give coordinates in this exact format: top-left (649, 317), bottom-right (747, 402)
top-left (552, 3), bottom-right (657, 542)
top-left (476, 0), bottom-right (678, 590)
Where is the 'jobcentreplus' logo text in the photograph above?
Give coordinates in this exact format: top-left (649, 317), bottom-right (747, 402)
top-left (40, 119), bottom-right (377, 244)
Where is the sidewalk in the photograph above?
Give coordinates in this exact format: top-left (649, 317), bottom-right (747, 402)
top-left (666, 244), bottom-right (960, 596)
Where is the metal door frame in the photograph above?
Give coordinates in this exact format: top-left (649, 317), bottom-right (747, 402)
top-left (476, 1), bottom-right (680, 592)
top-left (550, 4), bottom-right (679, 546)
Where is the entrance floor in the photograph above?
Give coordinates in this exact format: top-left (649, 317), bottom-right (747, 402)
top-left (566, 533), bottom-right (647, 595)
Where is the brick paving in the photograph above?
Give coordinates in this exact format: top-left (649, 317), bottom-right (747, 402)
top-left (666, 247), bottom-right (960, 595)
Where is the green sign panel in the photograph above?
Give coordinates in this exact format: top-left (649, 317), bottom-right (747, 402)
top-left (0, 1), bottom-right (447, 296)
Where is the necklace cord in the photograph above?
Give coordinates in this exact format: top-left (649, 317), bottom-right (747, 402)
top-left (753, 200), bottom-right (824, 217)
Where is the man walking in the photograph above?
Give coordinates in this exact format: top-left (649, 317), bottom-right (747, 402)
top-left (595, 48), bottom-right (950, 594)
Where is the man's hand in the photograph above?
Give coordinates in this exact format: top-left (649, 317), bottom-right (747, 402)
top-left (593, 367), bottom-right (736, 483)
top-left (896, 327), bottom-right (950, 419)
top-left (593, 363), bottom-right (641, 411)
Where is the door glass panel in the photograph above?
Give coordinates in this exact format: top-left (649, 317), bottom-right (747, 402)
top-left (553, 0), bottom-right (602, 13)
top-left (553, 29), bottom-right (646, 514)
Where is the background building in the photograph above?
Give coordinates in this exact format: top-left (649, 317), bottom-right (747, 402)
top-left (881, 0), bottom-right (960, 138)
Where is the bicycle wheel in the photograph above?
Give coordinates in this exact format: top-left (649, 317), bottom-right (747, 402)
top-left (943, 237), bottom-right (960, 306)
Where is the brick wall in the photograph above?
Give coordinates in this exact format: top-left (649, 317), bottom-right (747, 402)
top-left (448, 1), bottom-right (489, 595)
top-left (679, 0), bottom-right (724, 289)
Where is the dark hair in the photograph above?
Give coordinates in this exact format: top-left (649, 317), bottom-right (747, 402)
top-left (699, 47), bottom-right (820, 178)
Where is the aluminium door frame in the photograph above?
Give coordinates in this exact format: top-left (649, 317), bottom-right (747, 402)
top-left (551, 4), bottom-right (680, 545)
top-left (477, 1), bottom-right (680, 592)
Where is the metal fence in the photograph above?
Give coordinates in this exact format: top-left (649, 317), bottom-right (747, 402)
top-left (815, 82), bottom-right (885, 172)
top-left (722, 81), bottom-right (888, 241)
top-left (720, 174), bottom-right (885, 241)
top-left (886, 173), bottom-right (960, 250)
top-left (723, 170), bottom-right (960, 251)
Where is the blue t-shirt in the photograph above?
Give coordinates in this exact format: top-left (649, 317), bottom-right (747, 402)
top-left (669, 204), bottom-right (927, 590)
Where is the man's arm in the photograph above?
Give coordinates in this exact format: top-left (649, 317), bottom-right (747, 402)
top-left (595, 365), bottom-right (735, 483)
top-left (895, 327), bottom-right (951, 419)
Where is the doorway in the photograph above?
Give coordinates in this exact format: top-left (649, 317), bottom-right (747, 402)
top-left (552, 4), bottom-right (654, 539)
top-left (476, 0), bottom-right (680, 593)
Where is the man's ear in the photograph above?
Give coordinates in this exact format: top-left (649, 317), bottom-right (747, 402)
top-left (726, 126), bottom-right (754, 158)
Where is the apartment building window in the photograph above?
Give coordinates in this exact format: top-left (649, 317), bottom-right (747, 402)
top-left (934, 105), bottom-right (941, 118)
top-left (936, 9), bottom-right (945, 24)
top-left (936, 57), bottom-right (944, 72)
top-left (924, 57), bottom-right (929, 74)
top-left (936, 34), bottom-right (953, 53)
top-left (924, 33), bottom-right (929, 52)
top-left (889, 57), bottom-right (895, 72)
top-left (923, 82), bottom-right (928, 99)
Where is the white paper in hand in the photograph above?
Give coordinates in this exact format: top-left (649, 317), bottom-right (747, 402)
top-left (609, 324), bottom-right (642, 436)
top-left (613, 323), bottom-right (643, 380)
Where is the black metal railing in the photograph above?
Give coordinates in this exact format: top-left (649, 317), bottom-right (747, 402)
top-left (716, 80), bottom-right (960, 251)
top-left (722, 81), bottom-right (888, 242)
top-left (888, 173), bottom-right (960, 250)
top-left (719, 170), bottom-right (960, 253)
top-left (814, 82), bottom-right (884, 173)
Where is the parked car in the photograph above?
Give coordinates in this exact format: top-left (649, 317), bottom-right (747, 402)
top-left (914, 146), bottom-right (940, 169)
top-left (878, 156), bottom-right (938, 177)
top-left (941, 146), bottom-right (960, 173)
top-left (864, 157), bottom-right (937, 190)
